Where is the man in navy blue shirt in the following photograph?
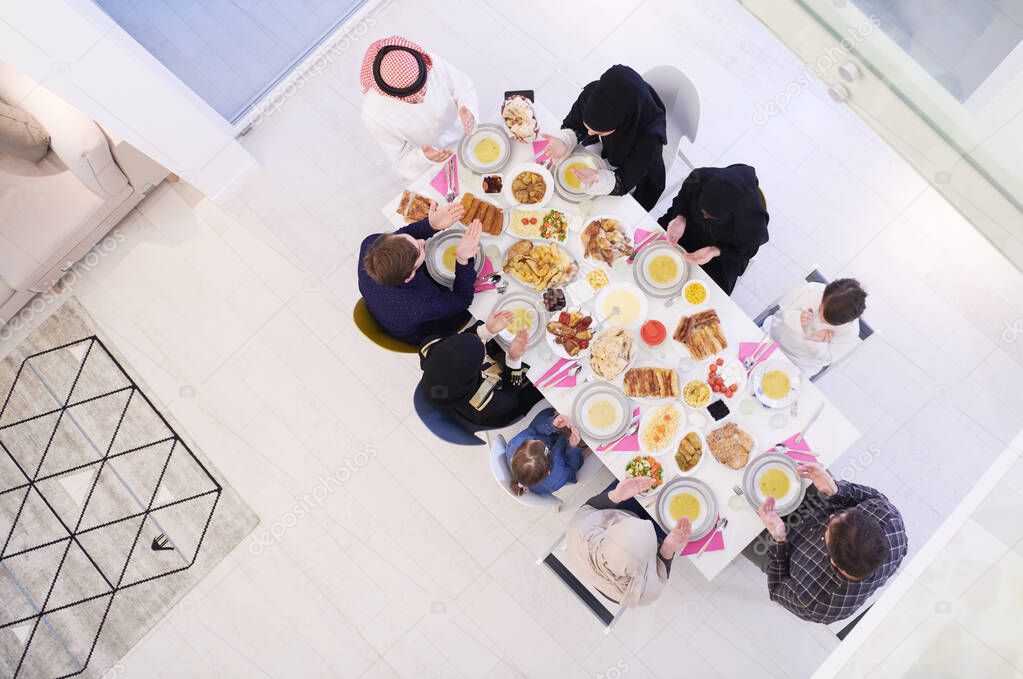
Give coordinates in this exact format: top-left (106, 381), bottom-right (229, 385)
top-left (359, 202), bottom-right (480, 344)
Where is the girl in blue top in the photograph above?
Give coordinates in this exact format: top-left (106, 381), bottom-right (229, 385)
top-left (504, 408), bottom-right (590, 496)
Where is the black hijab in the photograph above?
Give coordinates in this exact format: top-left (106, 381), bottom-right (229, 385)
top-left (579, 65), bottom-right (666, 167)
top-left (419, 333), bottom-right (486, 405)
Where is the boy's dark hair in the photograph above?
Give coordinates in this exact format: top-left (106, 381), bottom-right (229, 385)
top-left (821, 278), bottom-right (867, 325)
top-left (362, 234), bottom-right (419, 285)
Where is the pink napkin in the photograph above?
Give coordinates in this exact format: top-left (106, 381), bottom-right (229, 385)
top-left (474, 257), bottom-right (495, 292)
top-left (532, 139), bottom-right (550, 163)
top-left (632, 227), bottom-right (667, 253)
top-left (429, 157), bottom-right (459, 197)
top-left (778, 433), bottom-right (817, 463)
top-left (680, 517), bottom-right (726, 556)
top-left (534, 357), bottom-right (572, 386)
top-left (596, 407), bottom-right (641, 452)
top-left (549, 372), bottom-right (577, 389)
top-left (737, 341), bottom-right (778, 368)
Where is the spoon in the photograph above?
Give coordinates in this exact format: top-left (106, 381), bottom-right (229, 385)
top-left (695, 517), bottom-right (728, 558)
top-left (603, 420), bottom-right (639, 450)
top-left (772, 443), bottom-right (819, 458)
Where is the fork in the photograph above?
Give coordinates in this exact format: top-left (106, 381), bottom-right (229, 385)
top-left (444, 157), bottom-right (456, 202)
top-left (743, 331), bottom-right (772, 372)
top-left (627, 232), bottom-right (660, 263)
top-left (695, 517), bottom-right (728, 558)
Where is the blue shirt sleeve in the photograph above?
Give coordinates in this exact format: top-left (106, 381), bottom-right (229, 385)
top-left (396, 216), bottom-right (434, 240)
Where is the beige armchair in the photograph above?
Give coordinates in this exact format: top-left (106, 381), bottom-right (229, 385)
top-left (0, 60), bottom-right (168, 326)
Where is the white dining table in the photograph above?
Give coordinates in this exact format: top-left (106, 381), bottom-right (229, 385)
top-left (381, 103), bottom-right (860, 580)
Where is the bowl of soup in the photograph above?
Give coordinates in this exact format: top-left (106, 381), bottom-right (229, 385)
top-left (644, 251), bottom-right (685, 289)
top-left (752, 360), bottom-right (801, 408)
top-left (741, 452), bottom-right (806, 516)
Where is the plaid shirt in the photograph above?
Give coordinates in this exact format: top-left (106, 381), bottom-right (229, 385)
top-left (766, 481), bottom-right (907, 624)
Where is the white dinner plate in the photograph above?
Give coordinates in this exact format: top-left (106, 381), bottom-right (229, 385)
top-left (656, 476), bottom-right (718, 539)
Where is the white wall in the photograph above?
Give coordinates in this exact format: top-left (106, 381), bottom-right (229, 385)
top-left (0, 0), bottom-right (257, 199)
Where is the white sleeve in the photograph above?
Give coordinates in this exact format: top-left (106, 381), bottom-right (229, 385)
top-left (362, 110), bottom-right (430, 180)
top-left (551, 127), bottom-right (578, 154)
top-left (433, 55), bottom-right (477, 119)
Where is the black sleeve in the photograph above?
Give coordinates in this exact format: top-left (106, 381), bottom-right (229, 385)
top-left (562, 83), bottom-right (596, 143)
top-left (585, 489), bottom-right (619, 510)
top-left (609, 134), bottom-right (663, 197)
top-left (658, 170), bottom-right (702, 228)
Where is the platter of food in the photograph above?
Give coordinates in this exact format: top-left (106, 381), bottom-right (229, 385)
top-left (423, 227), bottom-right (485, 288)
top-left (581, 216), bottom-right (634, 266)
top-left (502, 240), bottom-right (579, 291)
top-left (673, 430), bottom-right (706, 475)
top-left (553, 151), bottom-right (608, 201)
top-left (546, 309), bottom-right (593, 358)
top-left (503, 163), bottom-right (554, 208)
top-left (704, 356), bottom-right (747, 400)
top-left (508, 208), bottom-right (569, 242)
top-left (751, 360), bottom-right (801, 409)
top-left (672, 309), bottom-right (728, 360)
top-left (623, 365), bottom-right (681, 401)
top-left (595, 282), bottom-right (649, 330)
top-left (625, 455), bottom-right (665, 496)
top-left (741, 452), bottom-right (807, 516)
top-left (458, 123), bottom-right (512, 174)
top-left (632, 241), bottom-right (688, 298)
top-left (588, 326), bottom-right (634, 381)
top-left (457, 193), bottom-right (507, 237)
top-left (396, 188), bottom-right (437, 223)
top-left (501, 95), bottom-right (539, 142)
top-left (570, 381), bottom-right (632, 444)
top-left (706, 421), bottom-right (756, 470)
top-left (491, 292), bottom-right (547, 350)
top-left (656, 476), bottom-right (718, 539)
top-left (638, 402), bottom-right (685, 455)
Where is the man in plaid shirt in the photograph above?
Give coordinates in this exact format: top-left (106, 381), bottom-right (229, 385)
top-left (756, 462), bottom-right (907, 624)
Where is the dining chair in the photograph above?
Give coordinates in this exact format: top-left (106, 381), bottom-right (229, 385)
top-left (642, 65), bottom-right (701, 176)
top-left (752, 268), bottom-right (874, 382)
top-left (488, 434), bottom-right (564, 509)
top-left (412, 381), bottom-right (485, 446)
top-left (352, 298), bottom-right (418, 354)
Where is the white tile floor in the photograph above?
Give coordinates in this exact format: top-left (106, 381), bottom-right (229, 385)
top-left (3, 0), bottom-right (1023, 677)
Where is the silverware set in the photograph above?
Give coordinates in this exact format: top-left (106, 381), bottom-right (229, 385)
top-left (444, 157), bottom-right (456, 202)
top-left (626, 231), bottom-right (662, 263)
top-left (695, 517), bottom-right (728, 558)
top-left (535, 361), bottom-right (582, 389)
top-left (743, 330), bottom-right (773, 373)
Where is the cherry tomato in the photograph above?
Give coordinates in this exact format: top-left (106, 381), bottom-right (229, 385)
top-left (716, 358), bottom-right (724, 366)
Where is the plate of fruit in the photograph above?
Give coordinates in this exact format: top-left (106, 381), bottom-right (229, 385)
top-left (545, 309), bottom-right (594, 358)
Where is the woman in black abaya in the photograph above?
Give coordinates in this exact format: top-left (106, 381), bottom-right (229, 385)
top-left (543, 65), bottom-right (667, 211)
top-left (658, 164), bottom-right (769, 295)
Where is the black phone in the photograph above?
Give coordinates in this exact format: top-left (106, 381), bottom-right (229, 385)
top-left (504, 89), bottom-right (534, 102)
top-left (708, 399), bottom-right (730, 421)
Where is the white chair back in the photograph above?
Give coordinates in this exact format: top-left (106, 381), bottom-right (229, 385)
top-left (489, 434), bottom-right (562, 508)
top-left (642, 65), bottom-right (701, 175)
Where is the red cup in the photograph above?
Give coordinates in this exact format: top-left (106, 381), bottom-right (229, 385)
top-left (641, 320), bottom-right (667, 347)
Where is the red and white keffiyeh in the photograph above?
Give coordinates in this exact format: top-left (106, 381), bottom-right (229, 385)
top-left (359, 35), bottom-right (433, 103)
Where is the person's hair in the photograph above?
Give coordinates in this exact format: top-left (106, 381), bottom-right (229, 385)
top-left (821, 278), bottom-right (867, 325)
top-left (508, 439), bottom-right (551, 496)
top-left (362, 234), bottom-right (419, 285)
top-left (827, 509), bottom-right (887, 579)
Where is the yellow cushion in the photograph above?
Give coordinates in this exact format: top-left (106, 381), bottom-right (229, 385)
top-left (353, 298), bottom-right (419, 353)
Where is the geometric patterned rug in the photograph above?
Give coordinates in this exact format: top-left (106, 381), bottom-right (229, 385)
top-left (0, 299), bottom-right (258, 678)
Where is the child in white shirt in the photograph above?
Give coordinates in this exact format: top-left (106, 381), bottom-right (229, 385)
top-left (763, 279), bottom-right (866, 376)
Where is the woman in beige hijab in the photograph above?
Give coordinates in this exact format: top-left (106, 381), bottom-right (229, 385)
top-left (568, 476), bottom-right (693, 606)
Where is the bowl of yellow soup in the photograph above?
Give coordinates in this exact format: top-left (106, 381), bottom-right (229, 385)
top-left (741, 452), bottom-right (806, 516)
top-left (553, 151), bottom-right (609, 203)
top-left (595, 282), bottom-right (649, 330)
top-left (458, 123), bottom-right (511, 173)
top-left (424, 226), bottom-right (485, 288)
top-left (570, 382), bottom-right (633, 444)
top-left (630, 241), bottom-right (689, 298)
top-left (751, 360), bottom-right (801, 409)
top-left (656, 476), bottom-right (718, 539)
